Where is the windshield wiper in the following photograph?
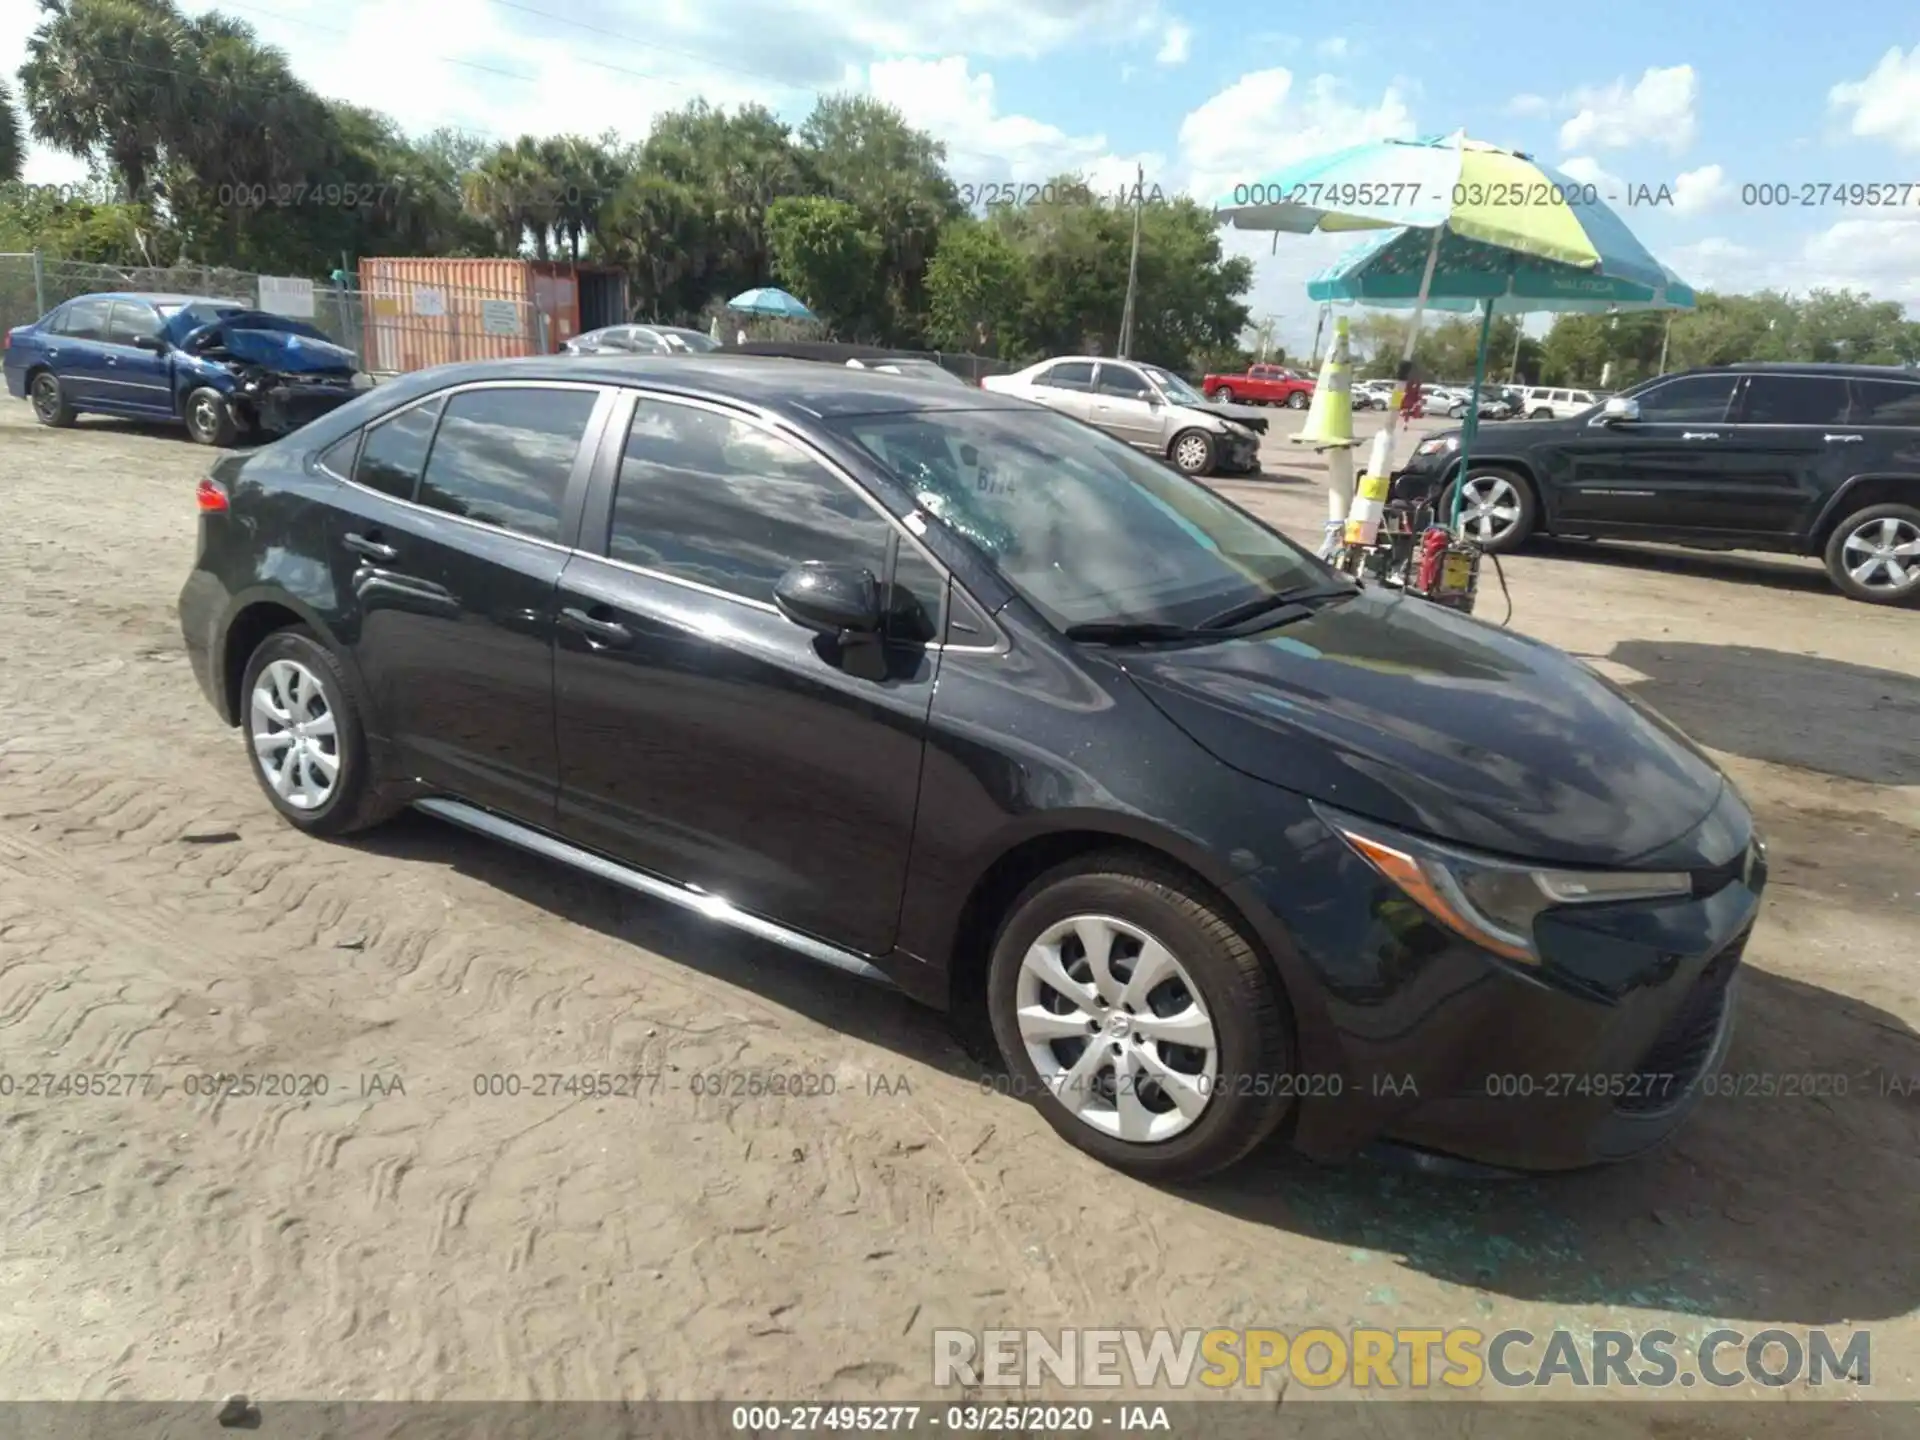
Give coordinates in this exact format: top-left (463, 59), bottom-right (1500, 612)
top-left (1196, 582), bottom-right (1358, 633)
top-left (1061, 621), bottom-right (1202, 645)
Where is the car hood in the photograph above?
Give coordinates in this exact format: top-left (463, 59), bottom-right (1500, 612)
top-left (178, 312), bottom-right (358, 375)
top-left (1122, 587), bottom-right (1727, 866)
top-left (1183, 399), bottom-right (1268, 433)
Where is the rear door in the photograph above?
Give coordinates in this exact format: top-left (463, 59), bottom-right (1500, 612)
top-left (1554, 372), bottom-right (1741, 531)
top-left (1710, 373), bottom-right (1856, 538)
top-left (326, 380), bottom-right (612, 822)
top-left (551, 392), bottom-right (945, 956)
top-left (1090, 362), bottom-right (1164, 449)
top-left (1026, 360), bottom-right (1097, 421)
top-left (46, 297), bottom-right (115, 405)
top-left (101, 300), bottom-right (175, 416)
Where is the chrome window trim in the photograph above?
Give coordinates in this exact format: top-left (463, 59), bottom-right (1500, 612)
top-left (324, 379), bottom-right (607, 549)
top-left (608, 388), bottom-right (1010, 656)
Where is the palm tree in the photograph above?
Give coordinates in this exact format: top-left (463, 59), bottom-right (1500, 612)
top-left (18, 0), bottom-right (195, 203)
top-left (0, 80), bottom-right (23, 183)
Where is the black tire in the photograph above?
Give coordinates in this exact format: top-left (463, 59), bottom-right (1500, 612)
top-left (1822, 503), bottom-right (1920, 606)
top-left (238, 627), bottom-right (396, 836)
top-left (985, 853), bottom-right (1294, 1181)
top-left (1529, 407), bottom-right (1552, 420)
top-left (184, 386), bottom-right (238, 447)
top-left (1287, 390), bottom-right (1309, 409)
top-left (1445, 464), bottom-right (1538, 554)
top-left (29, 370), bottom-right (76, 427)
top-left (1168, 428), bottom-right (1216, 476)
top-left (1210, 386), bottom-right (1234, 403)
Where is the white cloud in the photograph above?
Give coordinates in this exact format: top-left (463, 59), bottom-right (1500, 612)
top-left (1507, 93), bottom-right (1551, 117)
top-left (1558, 64), bottom-right (1698, 154)
top-left (1177, 67), bottom-right (1416, 209)
top-left (1315, 37), bottom-right (1350, 62)
top-left (1556, 155), bottom-right (1625, 198)
top-left (1156, 22), bottom-right (1191, 65)
top-left (1829, 45), bottom-right (1920, 150)
top-left (861, 55), bottom-right (1112, 182)
top-left (1670, 163), bottom-right (1732, 216)
top-left (1670, 213), bottom-right (1920, 309)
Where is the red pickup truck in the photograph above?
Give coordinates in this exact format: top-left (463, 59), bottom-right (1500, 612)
top-left (1202, 364), bottom-right (1315, 408)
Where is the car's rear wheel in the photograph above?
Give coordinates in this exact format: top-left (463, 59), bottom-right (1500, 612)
top-left (1210, 386), bottom-right (1234, 403)
top-left (240, 628), bottom-right (395, 836)
top-left (985, 854), bottom-right (1294, 1181)
top-left (1288, 391), bottom-right (1309, 409)
top-left (30, 371), bottom-right (76, 427)
top-left (1447, 466), bottom-right (1537, 553)
top-left (185, 387), bottom-right (237, 447)
top-left (1823, 504), bottom-right (1920, 605)
top-left (1168, 429), bottom-right (1216, 476)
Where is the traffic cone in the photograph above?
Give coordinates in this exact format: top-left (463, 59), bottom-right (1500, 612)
top-left (1292, 316), bottom-right (1357, 450)
top-left (1342, 428), bottom-right (1394, 549)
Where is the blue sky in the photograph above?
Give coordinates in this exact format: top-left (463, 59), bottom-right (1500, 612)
top-left (5, 0), bottom-right (1918, 353)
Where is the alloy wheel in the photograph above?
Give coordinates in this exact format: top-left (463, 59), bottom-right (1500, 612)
top-left (190, 393), bottom-right (223, 441)
top-left (249, 658), bottom-right (341, 810)
top-left (1013, 914), bottom-right (1219, 1143)
top-left (31, 375), bottom-right (59, 420)
top-left (1172, 434), bottom-right (1211, 472)
top-left (1458, 473), bottom-right (1523, 544)
top-left (1840, 515), bottom-right (1920, 596)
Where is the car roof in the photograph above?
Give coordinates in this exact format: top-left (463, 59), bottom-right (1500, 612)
top-left (63, 292), bottom-right (235, 306)
top-left (392, 354), bottom-right (1032, 419)
top-left (1714, 362), bottom-right (1919, 379)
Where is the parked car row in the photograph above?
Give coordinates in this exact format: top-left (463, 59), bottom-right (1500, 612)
top-left (1393, 362), bottom-right (1920, 605)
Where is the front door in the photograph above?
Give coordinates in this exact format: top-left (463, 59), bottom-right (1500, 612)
top-left (327, 381), bottom-right (611, 822)
top-left (1090, 362), bottom-right (1164, 449)
top-left (1553, 372), bottom-right (1741, 531)
top-left (101, 300), bottom-right (176, 416)
top-left (553, 393), bottom-right (944, 956)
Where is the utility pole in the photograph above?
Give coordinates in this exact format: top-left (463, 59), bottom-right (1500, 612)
top-left (1252, 314), bottom-right (1280, 363)
top-left (1308, 303), bottom-right (1329, 368)
top-left (1658, 312), bottom-right (1673, 375)
top-left (1507, 320), bottom-right (1523, 382)
top-left (1117, 163), bottom-right (1143, 358)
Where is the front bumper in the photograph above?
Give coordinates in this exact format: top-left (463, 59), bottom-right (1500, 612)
top-left (1218, 431), bottom-right (1262, 473)
top-left (1223, 801), bottom-right (1764, 1173)
top-left (236, 378), bottom-right (359, 435)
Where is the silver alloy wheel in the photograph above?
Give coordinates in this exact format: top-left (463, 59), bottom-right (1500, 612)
top-left (190, 392), bottom-right (222, 440)
top-left (249, 658), bottom-right (341, 810)
top-left (1458, 472), bottom-right (1523, 543)
top-left (1172, 434), bottom-right (1211, 472)
top-left (1289, 391), bottom-right (1308, 409)
top-left (1212, 387), bottom-right (1233, 402)
top-left (1014, 914), bottom-right (1219, 1143)
top-left (31, 374), bottom-right (59, 420)
top-left (1840, 515), bottom-right (1920, 594)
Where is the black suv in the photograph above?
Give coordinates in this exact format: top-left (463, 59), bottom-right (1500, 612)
top-left (1394, 363), bottom-right (1920, 604)
top-left (179, 356), bottom-right (1764, 1182)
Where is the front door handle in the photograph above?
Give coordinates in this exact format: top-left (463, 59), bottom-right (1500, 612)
top-left (1679, 431), bottom-right (1720, 441)
top-left (342, 531), bottom-right (397, 561)
top-left (1824, 433), bottom-right (1865, 443)
top-left (559, 607), bottom-right (632, 646)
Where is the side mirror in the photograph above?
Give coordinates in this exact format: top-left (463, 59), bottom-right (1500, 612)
top-left (1601, 396), bottom-right (1639, 423)
top-left (774, 562), bottom-right (883, 642)
top-left (132, 335), bottom-right (166, 352)
top-left (1146, 390), bottom-right (1163, 406)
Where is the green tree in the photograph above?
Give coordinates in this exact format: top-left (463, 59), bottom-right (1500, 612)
top-left (0, 79), bottom-right (23, 184)
top-left (924, 217), bottom-right (1024, 351)
top-left (596, 170), bottom-right (711, 320)
top-left (764, 195), bottom-right (883, 335)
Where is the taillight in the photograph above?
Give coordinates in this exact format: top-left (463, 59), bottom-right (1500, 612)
top-left (196, 477), bottom-right (229, 512)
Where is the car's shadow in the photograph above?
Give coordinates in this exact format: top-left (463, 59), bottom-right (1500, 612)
top-left (353, 809), bottom-right (1920, 1327)
top-left (1599, 640), bottom-right (1920, 785)
top-left (1526, 536), bottom-right (1833, 596)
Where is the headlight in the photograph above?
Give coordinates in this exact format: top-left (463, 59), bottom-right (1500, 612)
top-left (1318, 805), bottom-right (1692, 964)
top-left (1415, 436), bottom-right (1459, 457)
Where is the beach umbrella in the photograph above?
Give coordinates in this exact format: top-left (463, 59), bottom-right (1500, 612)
top-left (727, 287), bottom-right (818, 321)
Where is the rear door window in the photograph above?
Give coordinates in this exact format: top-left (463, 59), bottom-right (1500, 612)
top-left (415, 385), bottom-right (599, 543)
top-left (1737, 374), bottom-right (1850, 426)
top-left (353, 395), bottom-right (446, 501)
top-left (55, 297), bottom-right (113, 341)
top-left (1035, 361), bottom-right (1094, 391)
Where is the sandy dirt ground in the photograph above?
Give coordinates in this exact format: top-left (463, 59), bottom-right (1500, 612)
top-left (0, 399), bottom-right (1916, 1419)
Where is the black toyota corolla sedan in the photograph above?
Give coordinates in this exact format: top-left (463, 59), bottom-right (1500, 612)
top-left (178, 355), bottom-right (1766, 1182)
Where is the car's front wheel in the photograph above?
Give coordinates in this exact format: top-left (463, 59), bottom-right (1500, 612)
top-left (1168, 429), bottom-right (1216, 476)
top-left (1823, 503), bottom-right (1920, 605)
top-left (240, 627), bottom-right (395, 835)
top-left (1448, 466), bottom-right (1537, 553)
top-left (30, 371), bottom-right (76, 427)
top-left (185, 386), bottom-right (238, 446)
top-left (986, 854), bottom-right (1294, 1181)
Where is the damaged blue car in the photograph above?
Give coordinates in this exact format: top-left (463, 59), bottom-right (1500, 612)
top-left (3, 291), bottom-right (371, 446)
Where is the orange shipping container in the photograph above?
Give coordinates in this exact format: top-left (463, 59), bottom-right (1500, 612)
top-left (357, 257), bottom-right (586, 374)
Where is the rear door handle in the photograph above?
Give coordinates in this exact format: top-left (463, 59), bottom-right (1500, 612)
top-left (1824, 433), bottom-right (1864, 443)
top-left (1680, 431), bottom-right (1720, 441)
top-left (559, 607), bottom-right (632, 646)
top-left (342, 532), bottom-right (397, 561)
